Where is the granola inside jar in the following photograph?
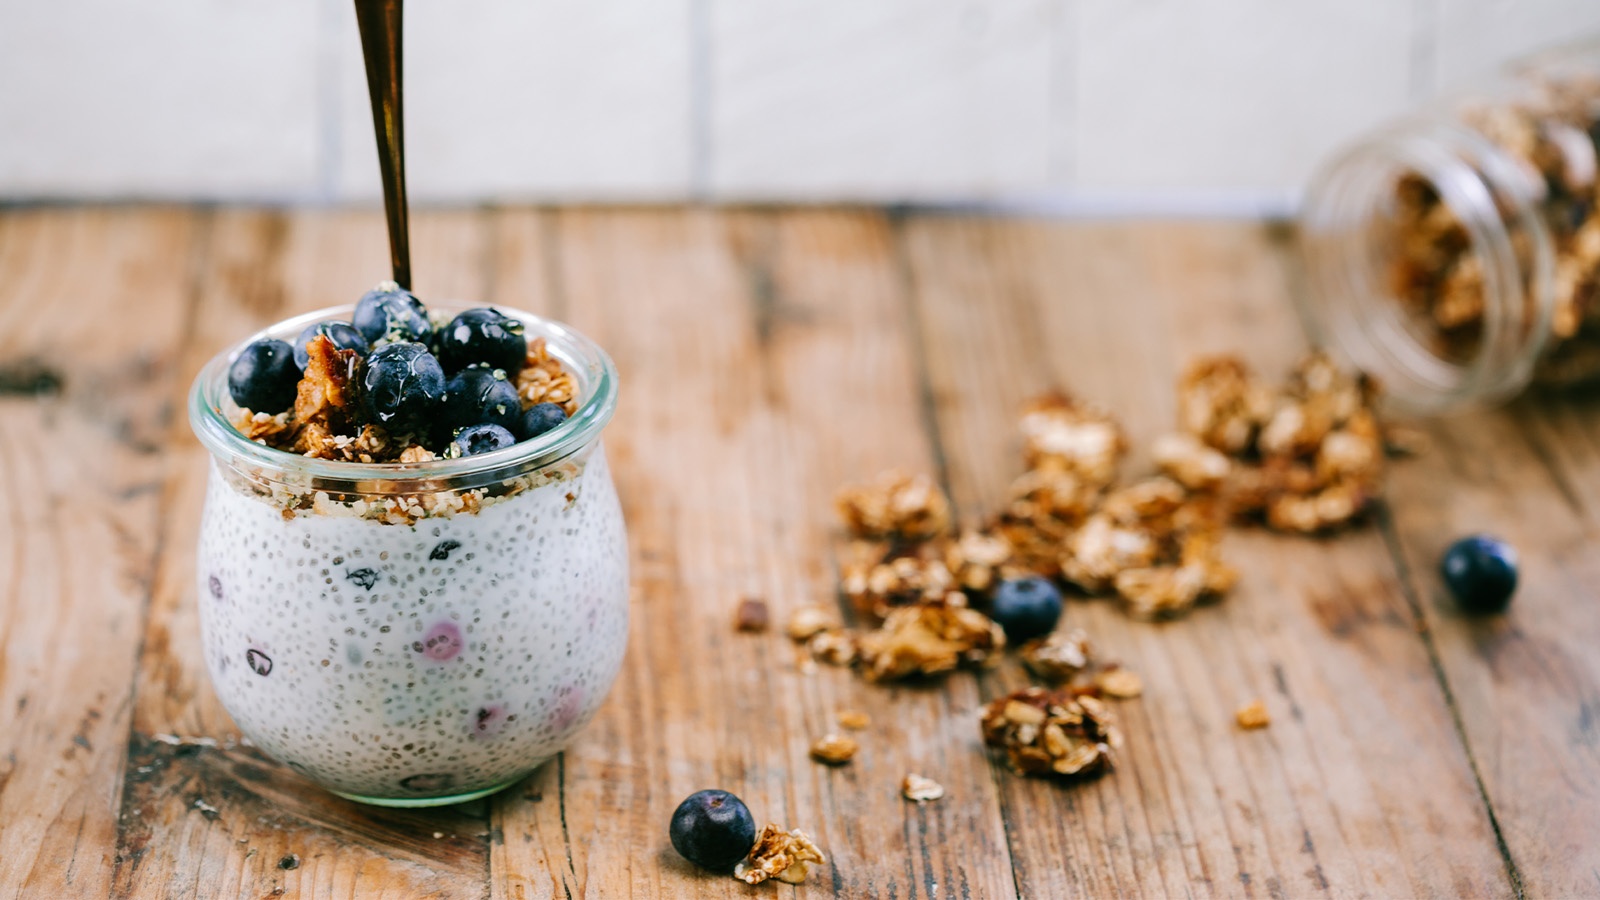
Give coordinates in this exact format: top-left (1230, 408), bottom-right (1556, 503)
top-left (1300, 38), bottom-right (1600, 414)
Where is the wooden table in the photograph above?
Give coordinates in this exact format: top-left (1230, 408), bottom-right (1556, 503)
top-left (1, 207), bottom-right (1594, 899)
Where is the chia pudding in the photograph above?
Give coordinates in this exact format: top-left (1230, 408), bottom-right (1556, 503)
top-left (189, 294), bottom-right (627, 805)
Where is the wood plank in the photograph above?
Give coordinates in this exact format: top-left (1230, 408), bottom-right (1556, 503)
top-left (1384, 392), bottom-right (1600, 896)
top-left (112, 209), bottom-right (497, 900)
top-left (0, 208), bottom-right (198, 899)
top-left (900, 217), bottom-right (1513, 897)
top-left (489, 208), bottom-right (1017, 898)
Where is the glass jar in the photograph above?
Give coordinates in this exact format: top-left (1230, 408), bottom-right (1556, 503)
top-left (188, 304), bottom-right (627, 807)
top-left (1300, 39), bottom-right (1600, 414)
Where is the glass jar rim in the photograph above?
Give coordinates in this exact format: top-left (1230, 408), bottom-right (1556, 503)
top-left (188, 303), bottom-right (618, 484)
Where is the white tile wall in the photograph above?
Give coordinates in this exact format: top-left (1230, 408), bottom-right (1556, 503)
top-left (707, 0), bottom-right (1055, 200)
top-left (0, 0), bottom-right (322, 198)
top-left (1, 0), bottom-right (1597, 207)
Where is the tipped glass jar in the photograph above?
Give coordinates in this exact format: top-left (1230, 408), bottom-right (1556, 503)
top-left (189, 304), bottom-right (627, 807)
top-left (1300, 39), bottom-right (1600, 414)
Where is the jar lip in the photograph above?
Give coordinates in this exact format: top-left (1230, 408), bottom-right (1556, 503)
top-left (188, 304), bottom-right (618, 482)
top-left (1299, 119), bottom-right (1555, 414)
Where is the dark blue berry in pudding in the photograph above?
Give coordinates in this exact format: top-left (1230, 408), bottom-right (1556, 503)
top-left (352, 281), bottom-right (431, 344)
top-left (670, 789), bottom-right (756, 873)
top-left (292, 320), bottom-right (369, 369)
top-left (990, 576), bottom-right (1064, 643)
top-left (430, 539), bottom-right (462, 561)
top-left (444, 366), bottom-right (522, 434)
top-left (362, 342), bottom-right (446, 434)
top-left (245, 649), bottom-right (273, 676)
top-left (519, 402), bottom-right (568, 441)
top-left (437, 307), bottom-right (527, 374)
top-left (1440, 534), bottom-right (1518, 614)
top-left (347, 568), bottom-right (380, 590)
top-left (227, 339), bottom-right (301, 414)
top-left (452, 423), bottom-right (517, 457)
top-left (398, 772), bottom-right (455, 793)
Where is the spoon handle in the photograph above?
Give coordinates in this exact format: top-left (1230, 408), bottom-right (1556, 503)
top-left (354, 0), bottom-right (411, 290)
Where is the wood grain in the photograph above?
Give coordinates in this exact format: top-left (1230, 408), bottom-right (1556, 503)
top-left (0, 209), bottom-right (199, 900)
top-left (900, 217), bottom-right (1513, 897)
top-left (1384, 395), bottom-right (1600, 897)
top-left (3, 205), bottom-right (1591, 898)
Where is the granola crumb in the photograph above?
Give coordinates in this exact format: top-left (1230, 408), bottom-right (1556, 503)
top-left (980, 687), bottom-right (1121, 779)
top-left (734, 825), bottom-right (827, 885)
top-left (1235, 699), bottom-right (1271, 730)
top-left (809, 733), bottom-right (859, 766)
top-left (734, 597), bottom-right (770, 633)
top-left (836, 709), bottom-right (871, 730)
top-left (901, 774), bottom-right (945, 802)
top-left (1020, 629), bottom-right (1094, 683)
top-left (834, 471), bottom-right (952, 541)
top-left (807, 628), bottom-right (858, 667)
top-left (1094, 666), bottom-right (1144, 699)
top-left (785, 606), bottom-right (836, 642)
top-left (856, 596), bottom-right (1005, 682)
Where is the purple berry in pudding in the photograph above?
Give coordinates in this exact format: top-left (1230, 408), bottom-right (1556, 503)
top-left (451, 423), bottom-right (517, 457)
top-left (430, 540), bottom-right (462, 561)
top-left (246, 649), bottom-right (273, 676)
top-left (346, 568), bottom-right (380, 590)
top-left (227, 339), bottom-right (301, 414)
top-left (519, 402), bottom-right (567, 441)
top-left (444, 365), bottom-right (521, 434)
top-left (398, 772), bottom-right (455, 793)
top-left (208, 575), bottom-right (223, 600)
top-left (293, 320), bottom-right (369, 369)
top-left (669, 789), bottom-right (757, 873)
top-left (362, 342), bottom-right (447, 434)
top-left (437, 307), bottom-right (527, 374)
top-left (415, 621), bottom-right (463, 661)
top-left (471, 704), bottom-right (509, 740)
top-left (353, 281), bottom-right (431, 345)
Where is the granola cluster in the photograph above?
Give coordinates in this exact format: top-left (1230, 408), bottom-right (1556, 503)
top-left (980, 688), bottom-right (1121, 779)
top-left (734, 825), bottom-right (827, 886)
top-left (834, 471), bottom-right (951, 542)
top-left (1176, 352), bottom-right (1385, 533)
top-left (786, 594), bottom-right (1004, 682)
top-left (1384, 77), bottom-right (1600, 386)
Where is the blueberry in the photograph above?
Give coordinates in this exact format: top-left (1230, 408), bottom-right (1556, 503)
top-left (437, 307), bottom-right (527, 374)
top-left (520, 402), bottom-right (568, 441)
top-left (353, 281), bottom-right (431, 344)
top-left (293, 320), bottom-right (369, 369)
top-left (990, 576), bottom-right (1064, 643)
top-left (451, 423), bottom-right (517, 457)
top-left (1440, 534), bottom-right (1518, 614)
top-left (227, 339), bottom-right (301, 414)
top-left (669, 789), bottom-right (756, 873)
top-left (444, 366), bottom-right (522, 434)
top-left (361, 342), bottom-right (446, 434)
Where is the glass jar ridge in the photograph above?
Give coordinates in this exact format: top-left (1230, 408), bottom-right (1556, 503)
top-left (1299, 38), bottom-right (1600, 415)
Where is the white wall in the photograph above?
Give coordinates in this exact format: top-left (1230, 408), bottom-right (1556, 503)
top-left (2, 0), bottom-right (1598, 211)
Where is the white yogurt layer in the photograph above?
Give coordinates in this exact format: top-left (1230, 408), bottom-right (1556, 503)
top-left (196, 446), bottom-right (629, 800)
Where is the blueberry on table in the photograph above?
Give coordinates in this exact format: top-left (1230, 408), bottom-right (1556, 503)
top-left (451, 423), bottom-right (517, 457)
top-left (669, 789), bottom-right (756, 873)
top-left (361, 342), bottom-right (446, 434)
top-left (353, 281), bottom-right (431, 344)
top-left (990, 576), bottom-right (1064, 643)
top-left (1440, 534), bottom-right (1518, 614)
top-left (437, 307), bottom-right (527, 374)
top-left (444, 366), bottom-right (522, 433)
top-left (293, 320), bottom-right (369, 369)
top-left (227, 339), bottom-right (301, 414)
top-left (520, 401), bottom-right (568, 441)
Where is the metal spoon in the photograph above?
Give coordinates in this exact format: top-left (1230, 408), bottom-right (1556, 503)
top-left (354, 0), bottom-right (411, 290)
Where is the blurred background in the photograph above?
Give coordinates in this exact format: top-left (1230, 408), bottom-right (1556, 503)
top-left (2, 0), bottom-right (1597, 215)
